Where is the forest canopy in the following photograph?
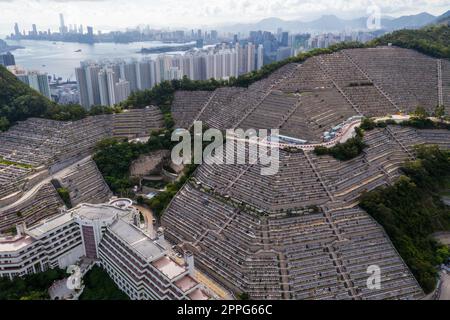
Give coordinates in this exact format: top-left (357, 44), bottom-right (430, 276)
top-left (370, 25), bottom-right (450, 59)
top-left (359, 145), bottom-right (450, 293)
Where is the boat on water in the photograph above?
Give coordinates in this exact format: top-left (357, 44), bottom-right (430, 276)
top-left (74, 49), bottom-right (82, 52)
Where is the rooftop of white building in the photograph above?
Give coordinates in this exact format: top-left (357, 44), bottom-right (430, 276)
top-left (72, 202), bottom-right (132, 222)
top-left (152, 255), bottom-right (187, 280)
top-left (188, 288), bottom-right (210, 300)
top-left (26, 212), bottom-right (73, 238)
top-left (174, 275), bottom-right (198, 292)
top-left (108, 219), bottom-right (168, 261)
top-left (0, 235), bottom-right (33, 252)
top-left (73, 204), bottom-right (115, 220)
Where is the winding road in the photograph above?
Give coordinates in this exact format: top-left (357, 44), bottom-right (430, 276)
top-left (0, 155), bottom-right (92, 214)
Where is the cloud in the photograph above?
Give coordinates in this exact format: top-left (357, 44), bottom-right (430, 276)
top-left (0, 0), bottom-right (449, 33)
top-left (49, 0), bottom-right (109, 1)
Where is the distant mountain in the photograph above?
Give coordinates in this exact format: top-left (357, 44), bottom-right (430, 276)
top-left (383, 12), bottom-right (436, 30)
top-left (434, 10), bottom-right (450, 25)
top-left (221, 12), bottom-right (439, 33)
top-left (305, 15), bottom-right (364, 31)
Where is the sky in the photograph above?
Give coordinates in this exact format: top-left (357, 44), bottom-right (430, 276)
top-left (0, 0), bottom-right (449, 35)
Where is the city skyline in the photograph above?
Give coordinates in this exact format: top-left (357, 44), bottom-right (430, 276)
top-left (1, 0), bottom-right (450, 36)
top-left (75, 42), bottom-right (264, 108)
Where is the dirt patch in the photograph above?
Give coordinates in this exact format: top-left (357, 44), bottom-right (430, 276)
top-left (130, 150), bottom-right (170, 177)
top-left (433, 232), bottom-right (450, 246)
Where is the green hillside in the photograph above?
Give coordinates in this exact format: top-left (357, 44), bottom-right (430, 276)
top-left (1, 25), bottom-right (449, 133)
top-left (0, 64), bottom-right (54, 131)
top-left (360, 145), bottom-right (450, 293)
top-left (370, 25), bottom-right (450, 58)
top-left (0, 65), bottom-right (114, 131)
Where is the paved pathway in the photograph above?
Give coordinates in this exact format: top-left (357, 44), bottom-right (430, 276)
top-left (134, 204), bottom-right (155, 237)
top-left (0, 155), bottom-right (92, 214)
top-left (438, 272), bottom-right (450, 300)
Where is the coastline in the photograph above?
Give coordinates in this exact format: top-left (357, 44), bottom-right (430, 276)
top-left (139, 42), bottom-right (195, 54)
top-left (0, 45), bottom-right (24, 53)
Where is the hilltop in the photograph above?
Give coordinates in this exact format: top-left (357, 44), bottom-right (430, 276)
top-left (435, 10), bottom-right (450, 25)
top-left (221, 12), bottom-right (439, 33)
top-left (0, 65), bottom-right (115, 131)
top-left (0, 65), bottom-right (54, 130)
top-left (2, 23), bottom-right (450, 132)
top-left (371, 25), bottom-right (450, 58)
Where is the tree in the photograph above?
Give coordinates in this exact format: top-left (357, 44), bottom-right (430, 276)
top-left (0, 268), bottom-right (66, 300)
top-left (314, 132), bottom-right (367, 161)
top-left (57, 188), bottom-right (72, 208)
top-left (89, 104), bottom-right (117, 115)
top-left (20, 291), bottom-right (47, 300)
top-left (79, 266), bottom-right (128, 300)
top-left (0, 116), bottom-right (9, 131)
top-left (314, 146), bottom-right (329, 156)
top-left (436, 246), bottom-right (450, 265)
top-left (359, 145), bottom-right (450, 293)
top-left (413, 106), bottom-right (429, 119)
top-left (434, 105), bottom-right (445, 119)
top-left (237, 292), bottom-right (250, 300)
top-left (360, 118), bottom-right (376, 131)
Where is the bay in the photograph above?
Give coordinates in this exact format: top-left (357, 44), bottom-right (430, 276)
top-left (5, 39), bottom-right (187, 81)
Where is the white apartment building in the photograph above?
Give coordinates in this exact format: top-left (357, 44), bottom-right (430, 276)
top-left (257, 44), bottom-right (264, 70)
top-left (0, 198), bottom-right (212, 300)
top-left (114, 79), bottom-right (131, 105)
top-left (98, 68), bottom-right (130, 106)
top-left (75, 42), bottom-right (264, 108)
top-left (8, 65), bottom-right (51, 99)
